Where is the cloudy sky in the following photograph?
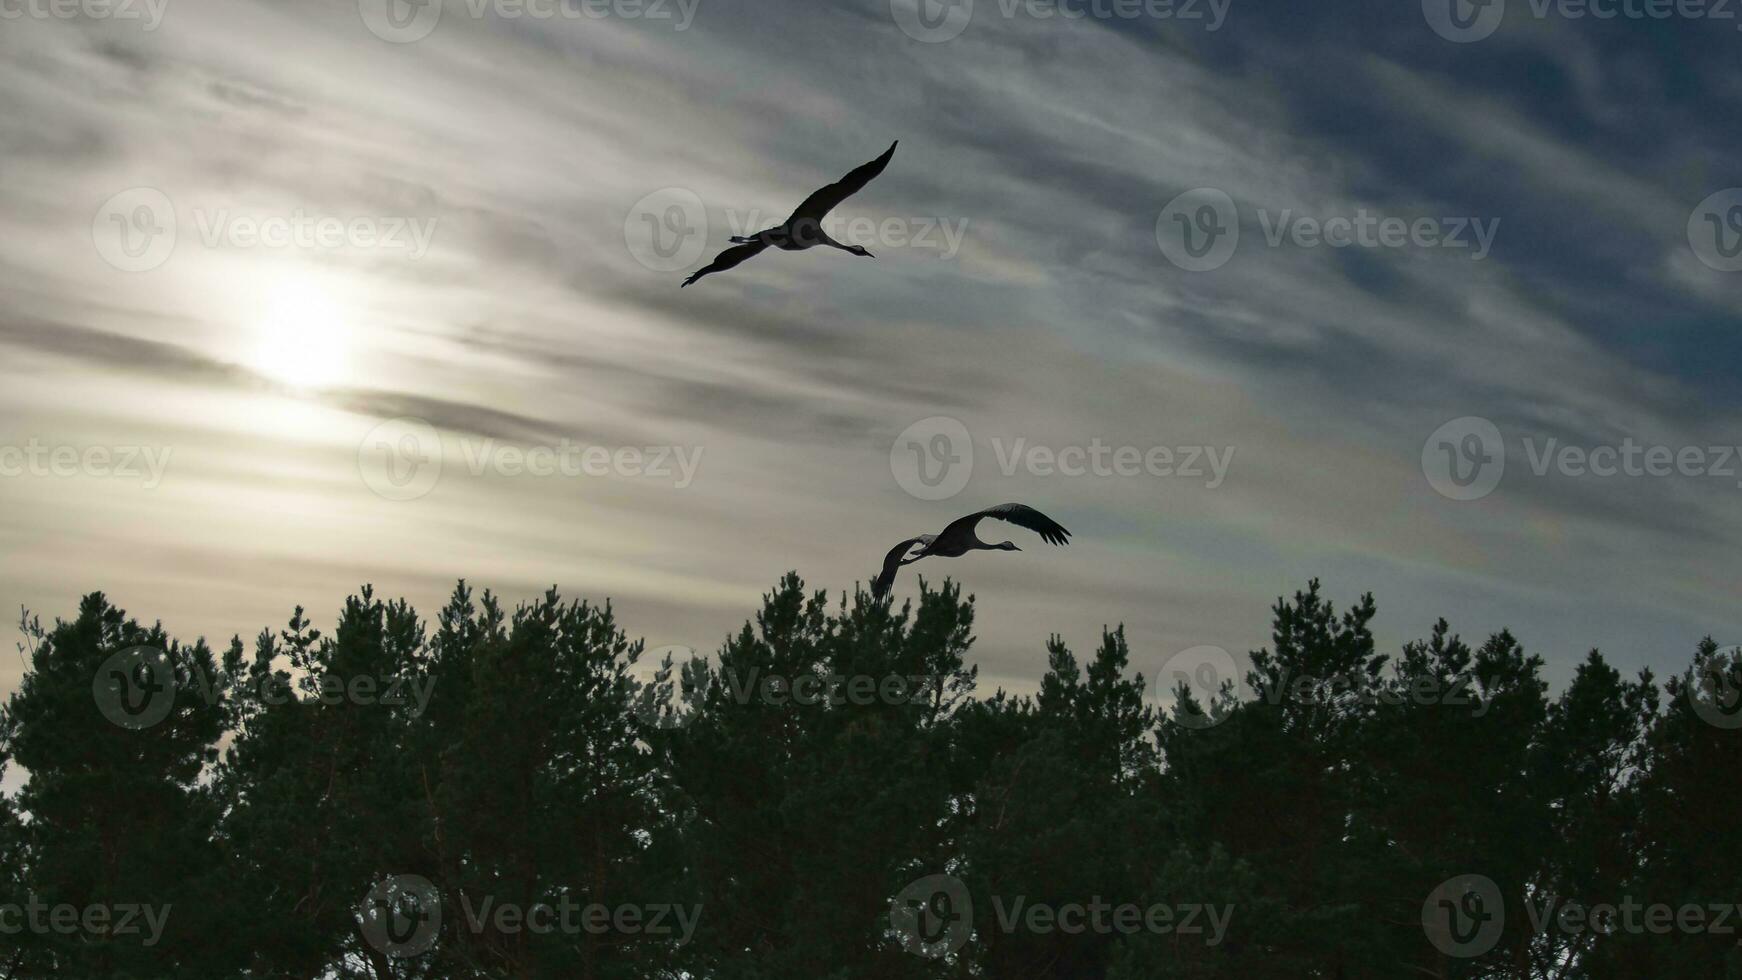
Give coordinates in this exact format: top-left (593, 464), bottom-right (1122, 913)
top-left (1, 0), bottom-right (1739, 716)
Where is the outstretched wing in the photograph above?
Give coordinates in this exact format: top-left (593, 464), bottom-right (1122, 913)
top-left (873, 534), bottom-right (928, 599)
top-left (942, 503), bottom-right (1072, 547)
top-left (786, 141), bottom-right (898, 225)
top-left (682, 240), bottom-right (769, 287)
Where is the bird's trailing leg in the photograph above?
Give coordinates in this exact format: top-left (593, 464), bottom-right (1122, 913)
top-left (680, 239), bottom-right (769, 287)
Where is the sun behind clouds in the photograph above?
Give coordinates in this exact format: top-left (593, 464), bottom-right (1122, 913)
top-left (250, 275), bottom-right (352, 390)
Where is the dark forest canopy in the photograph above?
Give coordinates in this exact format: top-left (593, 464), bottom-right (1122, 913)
top-left (0, 576), bottom-right (1737, 979)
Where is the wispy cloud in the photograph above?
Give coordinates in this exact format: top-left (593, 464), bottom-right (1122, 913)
top-left (0, 0), bottom-right (1738, 695)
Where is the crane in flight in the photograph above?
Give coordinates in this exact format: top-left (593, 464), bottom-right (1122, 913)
top-left (682, 140), bottom-right (899, 287)
top-left (872, 503), bottom-right (1072, 599)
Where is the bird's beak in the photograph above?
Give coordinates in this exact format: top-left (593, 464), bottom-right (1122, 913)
top-left (861, 249), bottom-right (875, 258)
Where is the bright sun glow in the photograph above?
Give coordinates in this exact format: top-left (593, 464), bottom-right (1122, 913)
top-left (252, 278), bottom-right (352, 389)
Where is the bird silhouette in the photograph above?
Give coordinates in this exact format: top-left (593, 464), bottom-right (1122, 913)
top-left (682, 141), bottom-right (899, 287)
top-left (872, 503), bottom-right (1071, 599)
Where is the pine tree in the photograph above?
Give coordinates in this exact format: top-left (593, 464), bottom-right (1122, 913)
top-left (1610, 639), bottom-right (1742, 979)
top-left (0, 594), bottom-right (231, 978)
top-left (212, 590), bottom-right (436, 978)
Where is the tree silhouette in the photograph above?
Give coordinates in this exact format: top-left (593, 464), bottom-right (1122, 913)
top-left (0, 578), bottom-right (1732, 978)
